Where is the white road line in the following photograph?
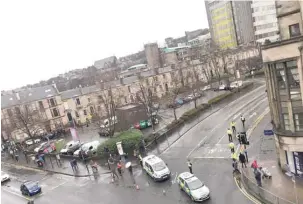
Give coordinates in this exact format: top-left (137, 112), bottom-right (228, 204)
top-left (165, 85), bottom-right (266, 156)
top-left (50, 181), bottom-right (67, 191)
top-left (217, 135), bottom-right (226, 144)
top-left (2, 188), bottom-right (31, 201)
top-left (249, 112), bottom-right (257, 119)
top-left (193, 156), bottom-right (226, 159)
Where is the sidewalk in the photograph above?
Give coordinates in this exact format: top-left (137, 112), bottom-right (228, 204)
top-left (242, 160), bottom-right (303, 204)
top-left (242, 113), bottom-right (303, 204)
top-left (1, 152), bottom-right (110, 177)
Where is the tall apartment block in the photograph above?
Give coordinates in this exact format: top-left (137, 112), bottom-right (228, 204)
top-left (205, 1), bottom-right (255, 49)
top-left (251, 0), bottom-right (280, 44)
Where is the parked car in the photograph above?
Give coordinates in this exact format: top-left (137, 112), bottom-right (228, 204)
top-left (142, 155), bottom-right (170, 181)
top-left (133, 118), bottom-right (159, 130)
top-left (230, 81), bottom-right (243, 88)
top-left (20, 181), bottom-right (42, 196)
top-left (1, 172), bottom-right (10, 183)
top-left (25, 139), bottom-right (41, 146)
top-left (214, 84), bottom-right (231, 91)
top-left (34, 142), bottom-right (56, 153)
top-left (73, 141), bottom-right (100, 158)
top-left (60, 141), bottom-right (81, 155)
top-left (202, 85), bottom-right (211, 91)
top-left (177, 172), bottom-right (210, 201)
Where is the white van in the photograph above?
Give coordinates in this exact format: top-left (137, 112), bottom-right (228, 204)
top-left (142, 155), bottom-right (170, 181)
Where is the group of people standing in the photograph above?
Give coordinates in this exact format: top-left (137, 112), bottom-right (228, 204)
top-left (227, 115), bottom-right (249, 173)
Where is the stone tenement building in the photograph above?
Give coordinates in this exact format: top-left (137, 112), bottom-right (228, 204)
top-left (2, 42), bottom-right (260, 142)
top-left (262, 0), bottom-right (303, 175)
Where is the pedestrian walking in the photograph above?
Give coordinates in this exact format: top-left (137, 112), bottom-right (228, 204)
top-left (240, 115), bottom-right (246, 128)
top-left (254, 168), bottom-right (262, 187)
top-left (244, 148), bottom-right (248, 163)
top-left (239, 153), bottom-right (246, 168)
top-left (56, 154), bottom-right (61, 166)
top-left (251, 160), bottom-right (258, 169)
top-left (9, 149), bottom-right (14, 160)
top-left (137, 154), bottom-right (142, 167)
top-left (70, 160), bottom-right (75, 172)
top-left (227, 128), bottom-right (233, 142)
top-left (187, 160), bottom-right (193, 174)
top-left (108, 155), bottom-right (119, 180)
top-left (126, 162), bottom-right (135, 184)
top-left (228, 142), bottom-right (235, 153)
top-left (14, 153), bottom-right (19, 162)
top-left (232, 159), bottom-right (239, 173)
top-left (230, 121), bottom-right (236, 134)
top-left (117, 161), bottom-right (123, 176)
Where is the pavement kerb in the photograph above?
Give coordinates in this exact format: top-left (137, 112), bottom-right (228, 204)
top-left (234, 176), bottom-right (262, 204)
top-left (1, 161), bottom-right (112, 177)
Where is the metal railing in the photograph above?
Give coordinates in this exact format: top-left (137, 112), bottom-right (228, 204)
top-left (241, 169), bottom-right (295, 204)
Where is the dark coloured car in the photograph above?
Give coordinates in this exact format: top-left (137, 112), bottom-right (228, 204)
top-left (20, 181), bottom-right (42, 196)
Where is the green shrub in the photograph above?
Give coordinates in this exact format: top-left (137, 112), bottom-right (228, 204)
top-left (97, 129), bottom-right (143, 157)
top-left (208, 92), bottom-right (232, 104)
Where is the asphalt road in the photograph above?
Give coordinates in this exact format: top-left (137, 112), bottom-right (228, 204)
top-left (1, 78), bottom-right (268, 204)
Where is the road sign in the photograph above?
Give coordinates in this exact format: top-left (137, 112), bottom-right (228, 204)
top-left (264, 129), bottom-right (274, 136)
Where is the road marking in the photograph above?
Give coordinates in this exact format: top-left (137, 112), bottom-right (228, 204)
top-left (217, 135), bottom-right (226, 144)
top-left (193, 156), bottom-right (226, 159)
top-left (249, 112), bottom-right (257, 119)
top-left (187, 136), bottom-right (208, 159)
top-left (172, 172), bottom-right (178, 184)
top-left (50, 181), bottom-right (67, 191)
top-left (2, 187), bottom-right (32, 201)
top-left (234, 177), bottom-right (262, 204)
top-left (164, 85), bottom-right (266, 156)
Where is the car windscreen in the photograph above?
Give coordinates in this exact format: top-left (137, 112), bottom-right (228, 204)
top-left (187, 179), bottom-right (204, 190)
top-left (152, 161), bottom-right (166, 171)
top-left (25, 182), bottom-right (37, 190)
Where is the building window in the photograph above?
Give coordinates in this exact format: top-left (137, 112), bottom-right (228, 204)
top-left (88, 98), bottom-right (91, 103)
top-left (83, 110), bottom-right (87, 115)
top-left (76, 98), bottom-right (81, 105)
top-left (75, 111), bottom-right (79, 118)
top-left (128, 86), bottom-right (131, 93)
top-left (49, 98), bottom-right (57, 107)
top-left (98, 95), bottom-right (102, 99)
top-left (15, 107), bottom-right (21, 114)
top-left (39, 101), bottom-right (44, 110)
top-left (7, 109), bottom-right (13, 116)
top-left (289, 24), bottom-right (300, 37)
top-left (52, 108), bottom-right (59, 117)
top-left (97, 106), bottom-right (101, 111)
top-left (294, 113), bottom-right (303, 131)
top-left (283, 114), bottom-right (290, 130)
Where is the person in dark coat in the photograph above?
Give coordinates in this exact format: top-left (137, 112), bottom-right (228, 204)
top-left (239, 153), bottom-right (246, 168)
top-left (254, 168), bottom-right (262, 187)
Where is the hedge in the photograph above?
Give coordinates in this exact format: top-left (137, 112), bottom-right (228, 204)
top-left (208, 92), bottom-right (233, 105)
top-left (97, 129), bottom-right (143, 157)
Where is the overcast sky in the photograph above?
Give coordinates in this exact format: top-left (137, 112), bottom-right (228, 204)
top-left (0, 0), bottom-right (208, 91)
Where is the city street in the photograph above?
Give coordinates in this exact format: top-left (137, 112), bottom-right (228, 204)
top-left (1, 78), bottom-right (267, 204)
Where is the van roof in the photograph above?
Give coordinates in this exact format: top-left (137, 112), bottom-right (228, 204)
top-left (143, 155), bottom-right (163, 165)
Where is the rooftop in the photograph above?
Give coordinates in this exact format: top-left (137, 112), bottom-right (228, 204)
top-left (1, 85), bottom-right (59, 109)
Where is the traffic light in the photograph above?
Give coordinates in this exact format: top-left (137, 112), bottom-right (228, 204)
top-left (240, 132), bottom-right (249, 145)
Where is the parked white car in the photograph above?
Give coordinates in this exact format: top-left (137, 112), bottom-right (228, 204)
top-left (202, 85), bottom-right (211, 91)
top-left (1, 172), bottom-right (10, 183)
top-left (25, 139), bottom-right (41, 146)
top-left (60, 141), bottom-right (81, 155)
top-left (73, 141), bottom-right (100, 157)
top-left (230, 81), bottom-right (243, 88)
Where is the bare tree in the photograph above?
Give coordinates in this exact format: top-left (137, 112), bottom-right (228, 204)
top-left (99, 87), bottom-right (116, 137)
top-left (168, 72), bottom-right (183, 120)
top-left (136, 77), bottom-right (160, 134)
top-left (12, 105), bottom-right (47, 142)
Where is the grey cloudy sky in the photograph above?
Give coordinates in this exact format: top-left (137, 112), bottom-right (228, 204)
top-left (0, 0), bottom-right (208, 91)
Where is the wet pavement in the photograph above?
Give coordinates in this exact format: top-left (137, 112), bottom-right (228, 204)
top-left (1, 78), bottom-right (268, 204)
